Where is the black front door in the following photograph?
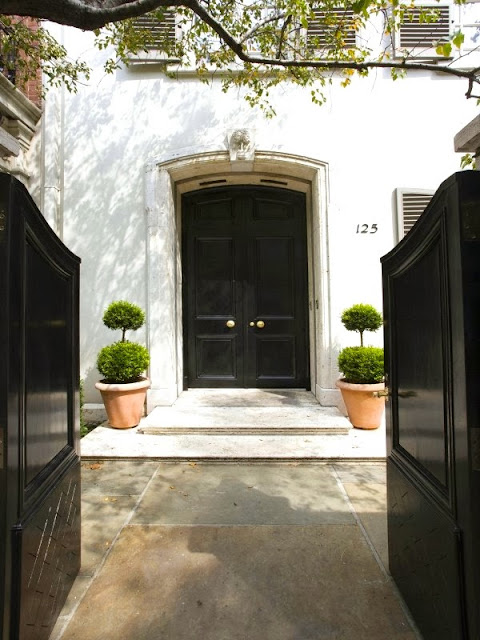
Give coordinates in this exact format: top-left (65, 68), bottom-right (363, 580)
top-left (183, 186), bottom-right (308, 388)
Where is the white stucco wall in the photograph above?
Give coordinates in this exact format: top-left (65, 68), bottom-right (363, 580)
top-left (44, 27), bottom-right (479, 405)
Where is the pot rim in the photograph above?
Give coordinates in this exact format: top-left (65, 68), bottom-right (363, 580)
top-left (95, 376), bottom-right (150, 393)
top-left (336, 378), bottom-right (385, 392)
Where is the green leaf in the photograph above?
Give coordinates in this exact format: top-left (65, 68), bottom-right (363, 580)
top-left (460, 153), bottom-right (475, 169)
top-left (453, 31), bottom-right (465, 49)
top-left (436, 42), bottom-right (452, 57)
top-left (352, 0), bottom-right (371, 13)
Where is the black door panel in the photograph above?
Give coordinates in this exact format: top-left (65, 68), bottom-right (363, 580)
top-left (183, 187), bottom-right (308, 388)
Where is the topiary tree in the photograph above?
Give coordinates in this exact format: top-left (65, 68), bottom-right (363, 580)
top-left (340, 303), bottom-right (382, 347)
top-left (102, 300), bottom-right (145, 341)
top-left (97, 300), bottom-right (149, 383)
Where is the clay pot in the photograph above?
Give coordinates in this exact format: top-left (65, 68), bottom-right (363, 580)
top-left (335, 379), bottom-right (385, 430)
top-left (95, 377), bottom-right (150, 429)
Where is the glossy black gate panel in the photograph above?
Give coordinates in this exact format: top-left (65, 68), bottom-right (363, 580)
top-left (0, 174), bottom-right (81, 640)
top-left (25, 241), bottom-right (70, 486)
top-left (387, 462), bottom-right (465, 639)
top-left (382, 172), bottom-right (480, 640)
top-left (183, 186), bottom-right (308, 389)
top-left (393, 235), bottom-right (449, 491)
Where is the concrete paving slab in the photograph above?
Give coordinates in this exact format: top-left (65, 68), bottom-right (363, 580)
top-left (132, 463), bottom-right (353, 525)
top-left (332, 462), bottom-right (386, 484)
top-left (80, 493), bottom-right (138, 576)
top-left (80, 460), bottom-right (158, 496)
top-left (58, 524), bottom-right (417, 640)
top-left (51, 575), bottom-right (92, 640)
top-left (342, 482), bottom-right (389, 570)
top-left (52, 461), bottom-right (421, 640)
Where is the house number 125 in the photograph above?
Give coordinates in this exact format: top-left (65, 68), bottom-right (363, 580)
top-left (356, 224), bottom-right (378, 234)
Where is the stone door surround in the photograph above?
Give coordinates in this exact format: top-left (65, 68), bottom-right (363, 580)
top-left (144, 146), bottom-right (336, 411)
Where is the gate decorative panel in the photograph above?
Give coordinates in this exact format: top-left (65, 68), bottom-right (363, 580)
top-left (0, 174), bottom-right (81, 640)
top-left (382, 172), bottom-right (480, 640)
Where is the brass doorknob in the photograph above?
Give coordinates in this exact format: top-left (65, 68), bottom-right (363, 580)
top-left (256, 320), bottom-right (265, 328)
top-left (226, 320), bottom-right (235, 328)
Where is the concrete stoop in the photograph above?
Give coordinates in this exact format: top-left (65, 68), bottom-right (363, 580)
top-left (80, 390), bottom-right (386, 461)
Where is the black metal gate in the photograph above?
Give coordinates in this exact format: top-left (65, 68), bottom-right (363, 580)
top-left (382, 172), bottom-right (480, 639)
top-left (0, 174), bottom-right (81, 639)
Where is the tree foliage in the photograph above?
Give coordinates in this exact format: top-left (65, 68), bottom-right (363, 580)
top-left (341, 303), bottom-right (382, 346)
top-left (0, 15), bottom-right (90, 93)
top-left (97, 341), bottom-right (150, 382)
top-left (1, 0), bottom-right (480, 110)
top-left (102, 300), bottom-right (146, 341)
top-left (338, 345), bottom-right (384, 383)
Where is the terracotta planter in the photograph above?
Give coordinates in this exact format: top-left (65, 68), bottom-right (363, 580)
top-left (95, 377), bottom-right (150, 429)
top-left (336, 379), bottom-right (385, 430)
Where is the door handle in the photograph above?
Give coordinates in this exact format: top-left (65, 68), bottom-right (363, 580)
top-left (249, 320), bottom-right (265, 328)
top-left (226, 320), bottom-right (235, 328)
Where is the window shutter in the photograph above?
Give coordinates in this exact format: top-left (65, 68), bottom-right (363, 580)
top-left (131, 11), bottom-right (177, 50)
top-left (395, 188), bottom-right (434, 240)
top-left (307, 8), bottom-right (357, 50)
top-left (394, 4), bottom-right (452, 58)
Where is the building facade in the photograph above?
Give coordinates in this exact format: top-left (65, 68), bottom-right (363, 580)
top-left (35, 7), bottom-right (480, 411)
top-left (0, 17), bottom-right (42, 192)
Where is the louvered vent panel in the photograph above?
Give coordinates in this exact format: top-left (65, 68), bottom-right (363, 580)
top-left (398, 5), bottom-right (451, 49)
top-left (132, 12), bottom-right (177, 49)
top-left (401, 192), bottom-right (433, 234)
top-left (307, 8), bottom-right (357, 49)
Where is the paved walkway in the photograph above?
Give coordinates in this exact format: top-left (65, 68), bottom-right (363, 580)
top-left (81, 389), bottom-right (386, 460)
top-left (51, 460), bottom-right (422, 640)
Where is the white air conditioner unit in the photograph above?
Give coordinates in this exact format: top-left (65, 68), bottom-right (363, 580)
top-left (393, 4), bottom-right (453, 59)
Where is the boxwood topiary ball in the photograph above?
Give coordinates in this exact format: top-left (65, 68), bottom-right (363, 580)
top-left (102, 300), bottom-right (145, 333)
top-left (338, 346), bottom-right (384, 384)
top-left (341, 304), bottom-right (382, 335)
top-left (97, 341), bottom-right (150, 383)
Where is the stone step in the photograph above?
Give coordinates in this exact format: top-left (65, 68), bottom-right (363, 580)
top-left (137, 406), bottom-right (351, 436)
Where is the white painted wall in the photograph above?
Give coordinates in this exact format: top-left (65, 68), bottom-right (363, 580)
top-left (44, 27), bottom-right (479, 405)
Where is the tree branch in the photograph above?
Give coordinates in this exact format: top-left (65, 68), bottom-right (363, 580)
top-left (2, 0), bottom-right (480, 94)
top-left (276, 14), bottom-right (291, 59)
top-left (1, 0), bottom-right (184, 30)
top-left (184, 0), bottom-right (480, 88)
top-left (239, 12), bottom-right (285, 46)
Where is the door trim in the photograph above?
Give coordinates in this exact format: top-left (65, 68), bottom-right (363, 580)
top-left (144, 149), bottom-right (336, 409)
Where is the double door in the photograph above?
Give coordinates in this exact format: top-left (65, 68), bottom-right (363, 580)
top-left (183, 186), bottom-right (308, 388)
